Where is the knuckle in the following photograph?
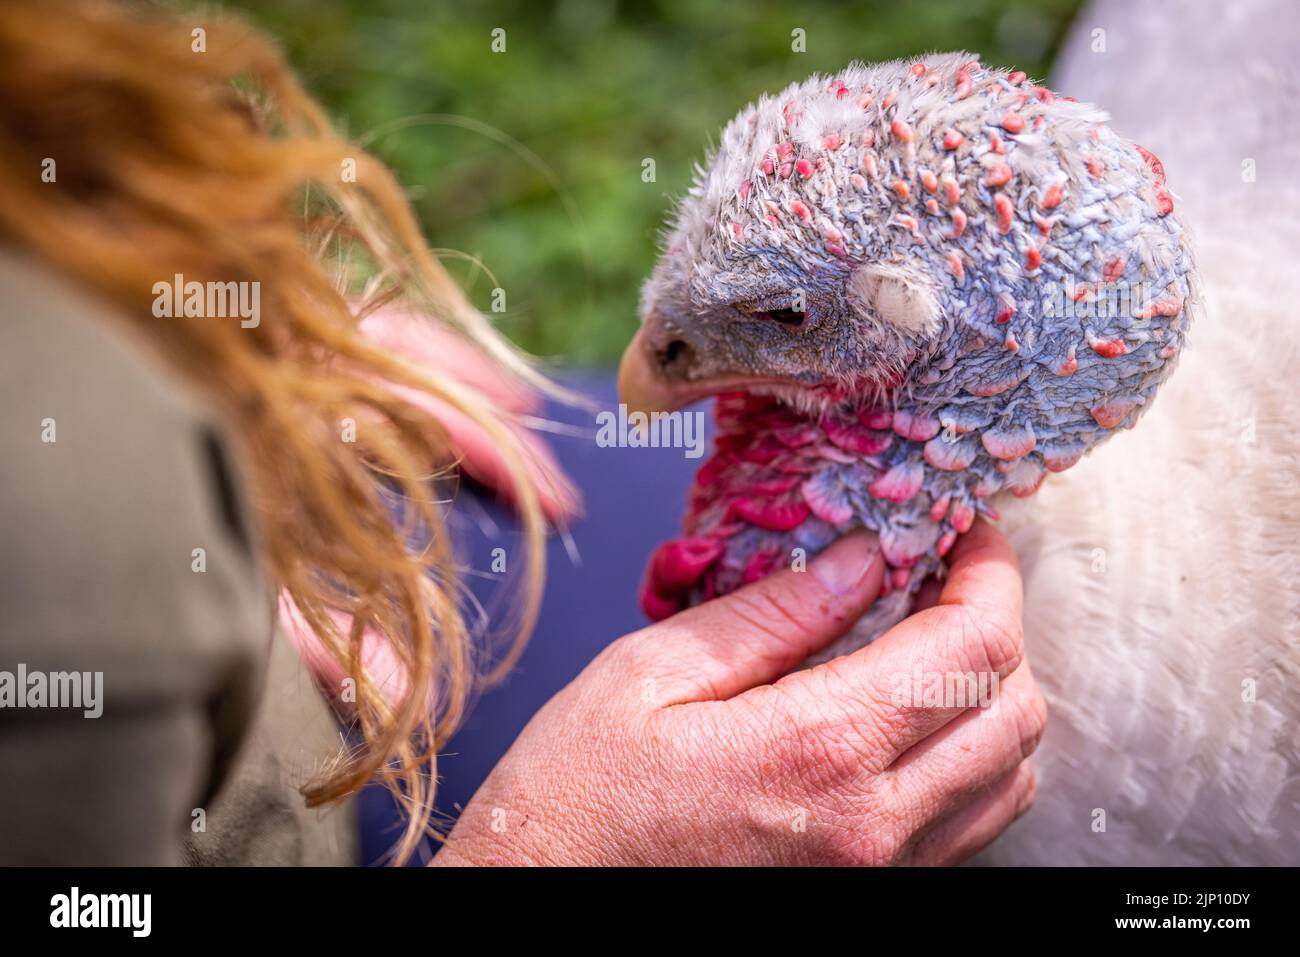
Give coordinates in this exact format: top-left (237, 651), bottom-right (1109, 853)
top-left (609, 634), bottom-right (726, 705)
top-left (743, 679), bottom-right (889, 807)
top-left (1015, 683), bottom-right (1049, 758)
top-left (813, 659), bottom-right (901, 775)
top-left (865, 809), bottom-right (913, 865)
top-left (599, 630), bottom-right (650, 679)
top-left (731, 697), bottom-right (913, 866)
top-left (1014, 762), bottom-right (1038, 816)
top-left (732, 685), bottom-right (807, 760)
top-left (819, 811), bottom-right (903, 867)
top-left (755, 684), bottom-right (856, 788)
top-left (597, 632), bottom-right (680, 698)
top-left (990, 678), bottom-right (1047, 762)
top-left (870, 778), bottom-right (929, 863)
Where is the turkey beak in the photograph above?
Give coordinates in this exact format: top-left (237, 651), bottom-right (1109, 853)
top-left (618, 324), bottom-right (695, 414)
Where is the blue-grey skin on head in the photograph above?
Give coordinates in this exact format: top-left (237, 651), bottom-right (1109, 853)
top-left (621, 54), bottom-right (1198, 649)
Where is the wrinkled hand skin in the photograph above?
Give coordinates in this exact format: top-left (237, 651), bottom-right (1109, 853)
top-left (435, 521), bottom-right (1047, 866)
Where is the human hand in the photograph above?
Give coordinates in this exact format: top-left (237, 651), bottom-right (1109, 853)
top-left (435, 519), bottom-right (1045, 866)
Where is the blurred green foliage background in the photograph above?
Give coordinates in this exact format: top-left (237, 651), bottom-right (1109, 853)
top-left (206, 0), bottom-right (1083, 364)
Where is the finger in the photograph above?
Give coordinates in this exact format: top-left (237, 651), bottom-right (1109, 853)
top-left (359, 305), bottom-right (538, 413)
top-left (449, 408), bottom-right (583, 525)
top-left (613, 531), bottom-right (885, 705)
top-left (931, 517), bottom-right (1022, 625)
top-left (903, 761), bottom-right (1037, 866)
top-left (388, 382), bottom-right (583, 525)
top-left (763, 518), bottom-right (1024, 770)
top-left (358, 304), bottom-right (582, 524)
top-left (885, 660), bottom-right (1047, 836)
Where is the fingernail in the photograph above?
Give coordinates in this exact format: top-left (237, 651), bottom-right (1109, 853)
top-left (811, 531), bottom-right (878, 596)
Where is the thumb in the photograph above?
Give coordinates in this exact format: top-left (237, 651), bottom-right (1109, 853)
top-left (625, 531), bottom-right (884, 705)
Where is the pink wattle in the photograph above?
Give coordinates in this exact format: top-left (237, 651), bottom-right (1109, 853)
top-left (641, 537), bottom-right (726, 619)
top-left (638, 391), bottom-right (1018, 622)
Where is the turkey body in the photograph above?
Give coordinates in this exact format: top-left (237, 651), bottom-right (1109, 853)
top-left (980, 0), bottom-right (1300, 865)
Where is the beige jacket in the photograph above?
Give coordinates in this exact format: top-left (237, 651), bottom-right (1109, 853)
top-left (0, 249), bottom-right (355, 865)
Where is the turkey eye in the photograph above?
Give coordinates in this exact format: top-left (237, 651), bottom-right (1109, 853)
top-left (760, 308), bottom-right (806, 327)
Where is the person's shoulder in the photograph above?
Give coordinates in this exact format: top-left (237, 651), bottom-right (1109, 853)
top-left (0, 246), bottom-right (269, 675)
top-left (1, 248), bottom-right (207, 423)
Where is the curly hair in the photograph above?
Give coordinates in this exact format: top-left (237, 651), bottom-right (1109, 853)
top-left (0, 0), bottom-right (553, 864)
